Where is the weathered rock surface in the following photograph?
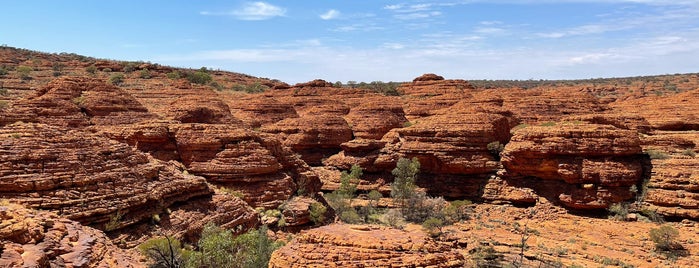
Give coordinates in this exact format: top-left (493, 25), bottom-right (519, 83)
top-left (501, 123), bottom-right (645, 209)
top-left (0, 203), bottom-right (142, 268)
top-left (0, 77), bottom-right (156, 128)
top-left (376, 113), bottom-right (511, 175)
top-left (165, 95), bottom-right (242, 125)
top-left (493, 88), bottom-right (607, 124)
top-left (398, 74), bottom-right (474, 97)
top-left (611, 89), bottom-right (699, 131)
top-left (344, 98), bottom-right (408, 140)
top-left (261, 115), bottom-right (353, 165)
top-left (269, 224), bottom-right (465, 268)
top-left (95, 122), bottom-right (320, 208)
top-left (227, 95), bottom-right (299, 128)
top-left (0, 122), bottom-right (210, 230)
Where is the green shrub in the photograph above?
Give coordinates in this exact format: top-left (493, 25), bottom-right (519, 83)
top-left (86, 65), bottom-right (97, 74)
top-left (139, 236), bottom-right (185, 268)
top-left (422, 217), bottom-right (444, 237)
top-left (646, 149), bottom-right (669, 160)
top-left (139, 69), bottom-right (152, 79)
top-left (391, 157), bottom-right (420, 210)
top-left (16, 66), bottom-right (32, 80)
top-left (681, 149), bottom-right (696, 157)
top-left (185, 70), bottom-right (212, 85)
top-left (340, 209), bottom-right (362, 224)
top-left (186, 224), bottom-right (283, 268)
top-left (487, 141), bottom-right (504, 160)
top-left (0, 66), bottom-right (8, 76)
top-left (608, 202), bottom-right (629, 220)
top-left (108, 73), bottom-right (125, 86)
top-left (309, 202), bottom-right (327, 226)
top-left (123, 62), bottom-right (138, 73)
top-left (102, 68), bottom-right (112, 72)
top-left (650, 225), bottom-right (681, 251)
top-left (166, 71), bottom-right (181, 79)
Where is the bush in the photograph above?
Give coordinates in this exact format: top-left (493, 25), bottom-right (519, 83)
top-left (86, 65), bottom-right (97, 74)
top-left (16, 66), bottom-right (32, 80)
top-left (649, 225), bottom-right (681, 251)
top-left (166, 71), bottom-right (182, 80)
top-left (0, 66), bottom-right (8, 76)
top-left (487, 141), bottom-right (504, 160)
top-left (140, 69), bottom-right (152, 79)
top-left (608, 203), bottom-right (629, 220)
top-left (422, 217), bottom-right (444, 237)
top-left (646, 149), bottom-right (669, 160)
top-left (340, 209), bottom-right (362, 224)
top-left (391, 157), bottom-right (420, 210)
top-left (139, 236), bottom-right (185, 268)
top-left (185, 70), bottom-right (212, 85)
top-left (681, 149), bottom-right (696, 157)
top-left (309, 202), bottom-right (327, 226)
top-left (123, 62), bottom-right (138, 73)
top-left (186, 224), bottom-right (283, 268)
top-left (109, 73), bottom-right (125, 86)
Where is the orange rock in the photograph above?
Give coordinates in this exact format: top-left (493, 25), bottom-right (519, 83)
top-left (0, 203), bottom-right (142, 267)
top-left (269, 224), bottom-right (464, 268)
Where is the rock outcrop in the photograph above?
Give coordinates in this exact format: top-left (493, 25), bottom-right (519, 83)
top-left (501, 123), bottom-right (645, 209)
top-left (611, 89), bottom-right (699, 131)
top-left (261, 115), bottom-right (353, 166)
top-left (269, 224), bottom-right (464, 268)
top-left (398, 74), bottom-right (474, 97)
top-left (95, 122), bottom-right (321, 209)
top-left (344, 98), bottom-right (408, 140)
top-left (0, 77), bottom-right (156, 128)
top-left (0, 203), bottom-right (142, 267)
top-left (0, 122), bottom-right (210, 230)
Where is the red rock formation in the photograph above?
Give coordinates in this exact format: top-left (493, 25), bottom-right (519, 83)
top-left (0, 122), bottom-right (210, 230)
top-left (0, 203), bottom-right (142, 267)
top-left (398, 75), bottom-right (474, 97)
top-left (95, 122), bottom-right (321, 209)
top-left (261, 115), bottom-right (353, 165)
top-left (0, 77), bottom-right (156, 127)
top-left (344, 98), bottom-right (408, 140)
top-left (501, 123), bottom-right (644, 209)
top-left (165, 95), bottom-right (242, 125)
top-left (490, 88), bottom-right (607, 124)
top-left (269, 224), bottom-right (465, 268)
top-left (227, 95), bottom-right (299, 128)
top-left (376, 113), bottom-right (511, 175)
top-left (611, 88), bottom-right (699, 131)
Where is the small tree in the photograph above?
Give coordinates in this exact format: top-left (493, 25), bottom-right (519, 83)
top-left (16, 66), bottom-right (32, 80)
top-left (650, 225), bottom-right (680, 251)
top-left (139, 236), bottom-right (185, 268)
top-left (368, 190), bottom-right (382, 212)
top-left (391, 157), bottom-right (420, 211)
top-left (109, 73), bottom-right (125, 86)
top-left (422, 217), bottom-right (444, 237)
top-left (86, 65), bottom-right (97, 75)
top-left (309, 202), bottom-right (327, 226)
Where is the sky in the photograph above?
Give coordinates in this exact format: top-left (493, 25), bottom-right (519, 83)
top-left (2, 0), bottom-right (698, 83)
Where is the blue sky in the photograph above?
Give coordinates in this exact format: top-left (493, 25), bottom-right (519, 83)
top-left (2, 1), bottom-right (698, 83)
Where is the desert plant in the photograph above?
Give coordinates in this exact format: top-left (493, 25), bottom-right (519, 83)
top-left (649, 225), bottom-right (681, 251)
top-left (0, 66), bottom-right (8, 76)
top-left (139, 236), bottom-right (185, 268)
top-left (608, 202), bottom-right (629, 220)
top-left (391, 157), bottom-right (420, 211)
top-left (140, 69), bottom-right (152, 79)
top-left (105, 210), bottom-right (123, 231)
top-left (185, 69), bottom-right (212, 85)
top-left (123, 62), bottom-right (138, 73)
top-left (471, 245), bottom-right (503, 268)
top-left (109, 73), bottom-right (125, 86)
top-left (681, 149), bottom-right (696, 157)
top-left (367, 189), bottom-right (382, 211)
top-left (487, 141), bottom-right (504, 160)
top-left (309, 202), bottom-right (327, 226)
top-left (86, 65), bottom-right (97, 74)
top-left (645, 149), bottom-right (669, 160)
top-left (340, 209), bottom-right (362, 223)
top-left (422, 217), bottom-right (444, 237)
top-left (16, 65), bottom-right (32, 80)
top-left (186, 224), bottom-right (283, 268)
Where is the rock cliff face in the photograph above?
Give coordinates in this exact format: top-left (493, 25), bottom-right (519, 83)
top-left (611, 89), bottom-right (699, 131)
top-left (269, 224), bottom-right (464, 268)
top-left (0, 203), bottom-right (142, 268)
top-left (95, 122), bottom-right (321, 209)
top-left (0, 77), bottom-right (156, 128)
top-left (398, 73), bottom-right (474, 97)
top-left (501, 123), bottom-right (645, 209)
top-left (0, 122), bottom-right (211, 230)
top-left (261, 115), bottom-right (353, 166)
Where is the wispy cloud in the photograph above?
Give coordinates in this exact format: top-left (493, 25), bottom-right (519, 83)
top-left (200, 2), bottom-right (285, 20)
top-left (320, 9), bottom-right (341, 20)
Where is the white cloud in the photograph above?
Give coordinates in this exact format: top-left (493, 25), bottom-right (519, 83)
top-left (320, 9), bottom-right (340, 20)
top-left (394, 11), bottom-right (442, 20)
top-left (201, 2), bottom-right (286, 20)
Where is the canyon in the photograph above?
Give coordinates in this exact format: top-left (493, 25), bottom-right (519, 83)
top-left (1, 47), bottom-right (698, 267)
